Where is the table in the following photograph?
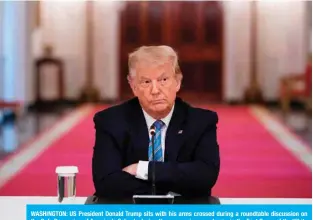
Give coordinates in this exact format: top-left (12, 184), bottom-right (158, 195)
top-left (0, 196), bottom-right (311, 220)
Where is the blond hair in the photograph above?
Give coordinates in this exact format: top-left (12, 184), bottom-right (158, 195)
top-left (128, 45), bottom-right (182, 78)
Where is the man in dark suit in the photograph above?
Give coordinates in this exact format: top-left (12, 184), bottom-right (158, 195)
top-left (92, 45), bottom-right (220, 200)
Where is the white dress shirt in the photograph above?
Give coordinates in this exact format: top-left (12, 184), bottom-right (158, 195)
top-left (135, 105), bottom-right (174, 180)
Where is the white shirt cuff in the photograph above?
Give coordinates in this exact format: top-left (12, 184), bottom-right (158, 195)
top-left (136, 160), bottom-right (149, 180)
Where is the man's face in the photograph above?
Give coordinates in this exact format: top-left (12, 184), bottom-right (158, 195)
top-left (129, 62), bottom-right (181, 118)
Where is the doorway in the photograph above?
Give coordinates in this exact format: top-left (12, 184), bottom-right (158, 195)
top-left (119, 1), bottom-right (224, 102)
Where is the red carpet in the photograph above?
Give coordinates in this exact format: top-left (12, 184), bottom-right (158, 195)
top-left (209, 105), bottom-right (311, 198)
top-left (0, 105), bottom-right (311, 198)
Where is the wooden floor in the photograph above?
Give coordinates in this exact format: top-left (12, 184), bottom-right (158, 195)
top-left (269, 108), bottom-right (311, 145)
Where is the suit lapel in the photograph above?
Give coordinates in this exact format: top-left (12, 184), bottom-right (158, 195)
top-left (165, 98), bottom-right (187, 161)
top-left (126, 97), bottom-right (188, 162)
top-left (127, 98), bottom-right (149, 161)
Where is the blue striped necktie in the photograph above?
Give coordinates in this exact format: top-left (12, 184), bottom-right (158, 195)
top-left (149, 120), bottom-right (165, 161)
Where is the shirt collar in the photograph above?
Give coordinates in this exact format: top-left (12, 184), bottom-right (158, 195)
top-left (142, 104), bottom-right (175, 129)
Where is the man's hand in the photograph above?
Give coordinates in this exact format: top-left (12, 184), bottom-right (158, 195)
top-left (122, 163), bottom-right (138, 176)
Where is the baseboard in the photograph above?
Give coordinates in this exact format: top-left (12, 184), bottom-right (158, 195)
top-left (225, 99), bottom-right (307, 109)
top-left (224, 100), bottom-right (242, 105)
top-left (1, 98), bottom-right (308, 125)
top-left (27, 100), bottom-right (77, 111)
top-left (264, 100), bottom-right (306, 109)
top-left (27, 98), bottom-right (119, 111)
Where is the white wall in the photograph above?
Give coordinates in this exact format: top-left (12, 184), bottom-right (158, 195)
top-left (39, 1), bottom-right (86, 100)
top-left (257, 1), bottom-right (308, 101)
top-left (0, 1), bottom-right (4, 101)
top-left (223, 1), bottom-right (308, 102)
top-left (223, 1), bottom-right (252, 101)
top-left (26, 2), bottom-right (35, 105)
top-left (93, 1), bottom-right (123, 100)
top-left (33, 1), bottom-right (123, 101)
top-left (0, 1), bottom-right (3, 53)
top-left (30, 1), bottom-right (309, 102)
top-left (306, 1), bottom-right (311, 54)
top-left (2, 1), bottom-right (32, 105)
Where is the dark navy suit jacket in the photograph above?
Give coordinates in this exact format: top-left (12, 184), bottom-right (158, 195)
top-left (92, 97), bottom-right (220, 199)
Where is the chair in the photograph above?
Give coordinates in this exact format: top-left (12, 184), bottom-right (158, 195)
top-left (279, 62), bottom-right (312, 113)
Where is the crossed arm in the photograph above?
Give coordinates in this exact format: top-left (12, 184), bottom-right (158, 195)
top-left (92, 115), bottom-right (219, 198)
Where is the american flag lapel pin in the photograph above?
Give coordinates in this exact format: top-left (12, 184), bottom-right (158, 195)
top-left (178, 130), bottom-right (183, 134)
